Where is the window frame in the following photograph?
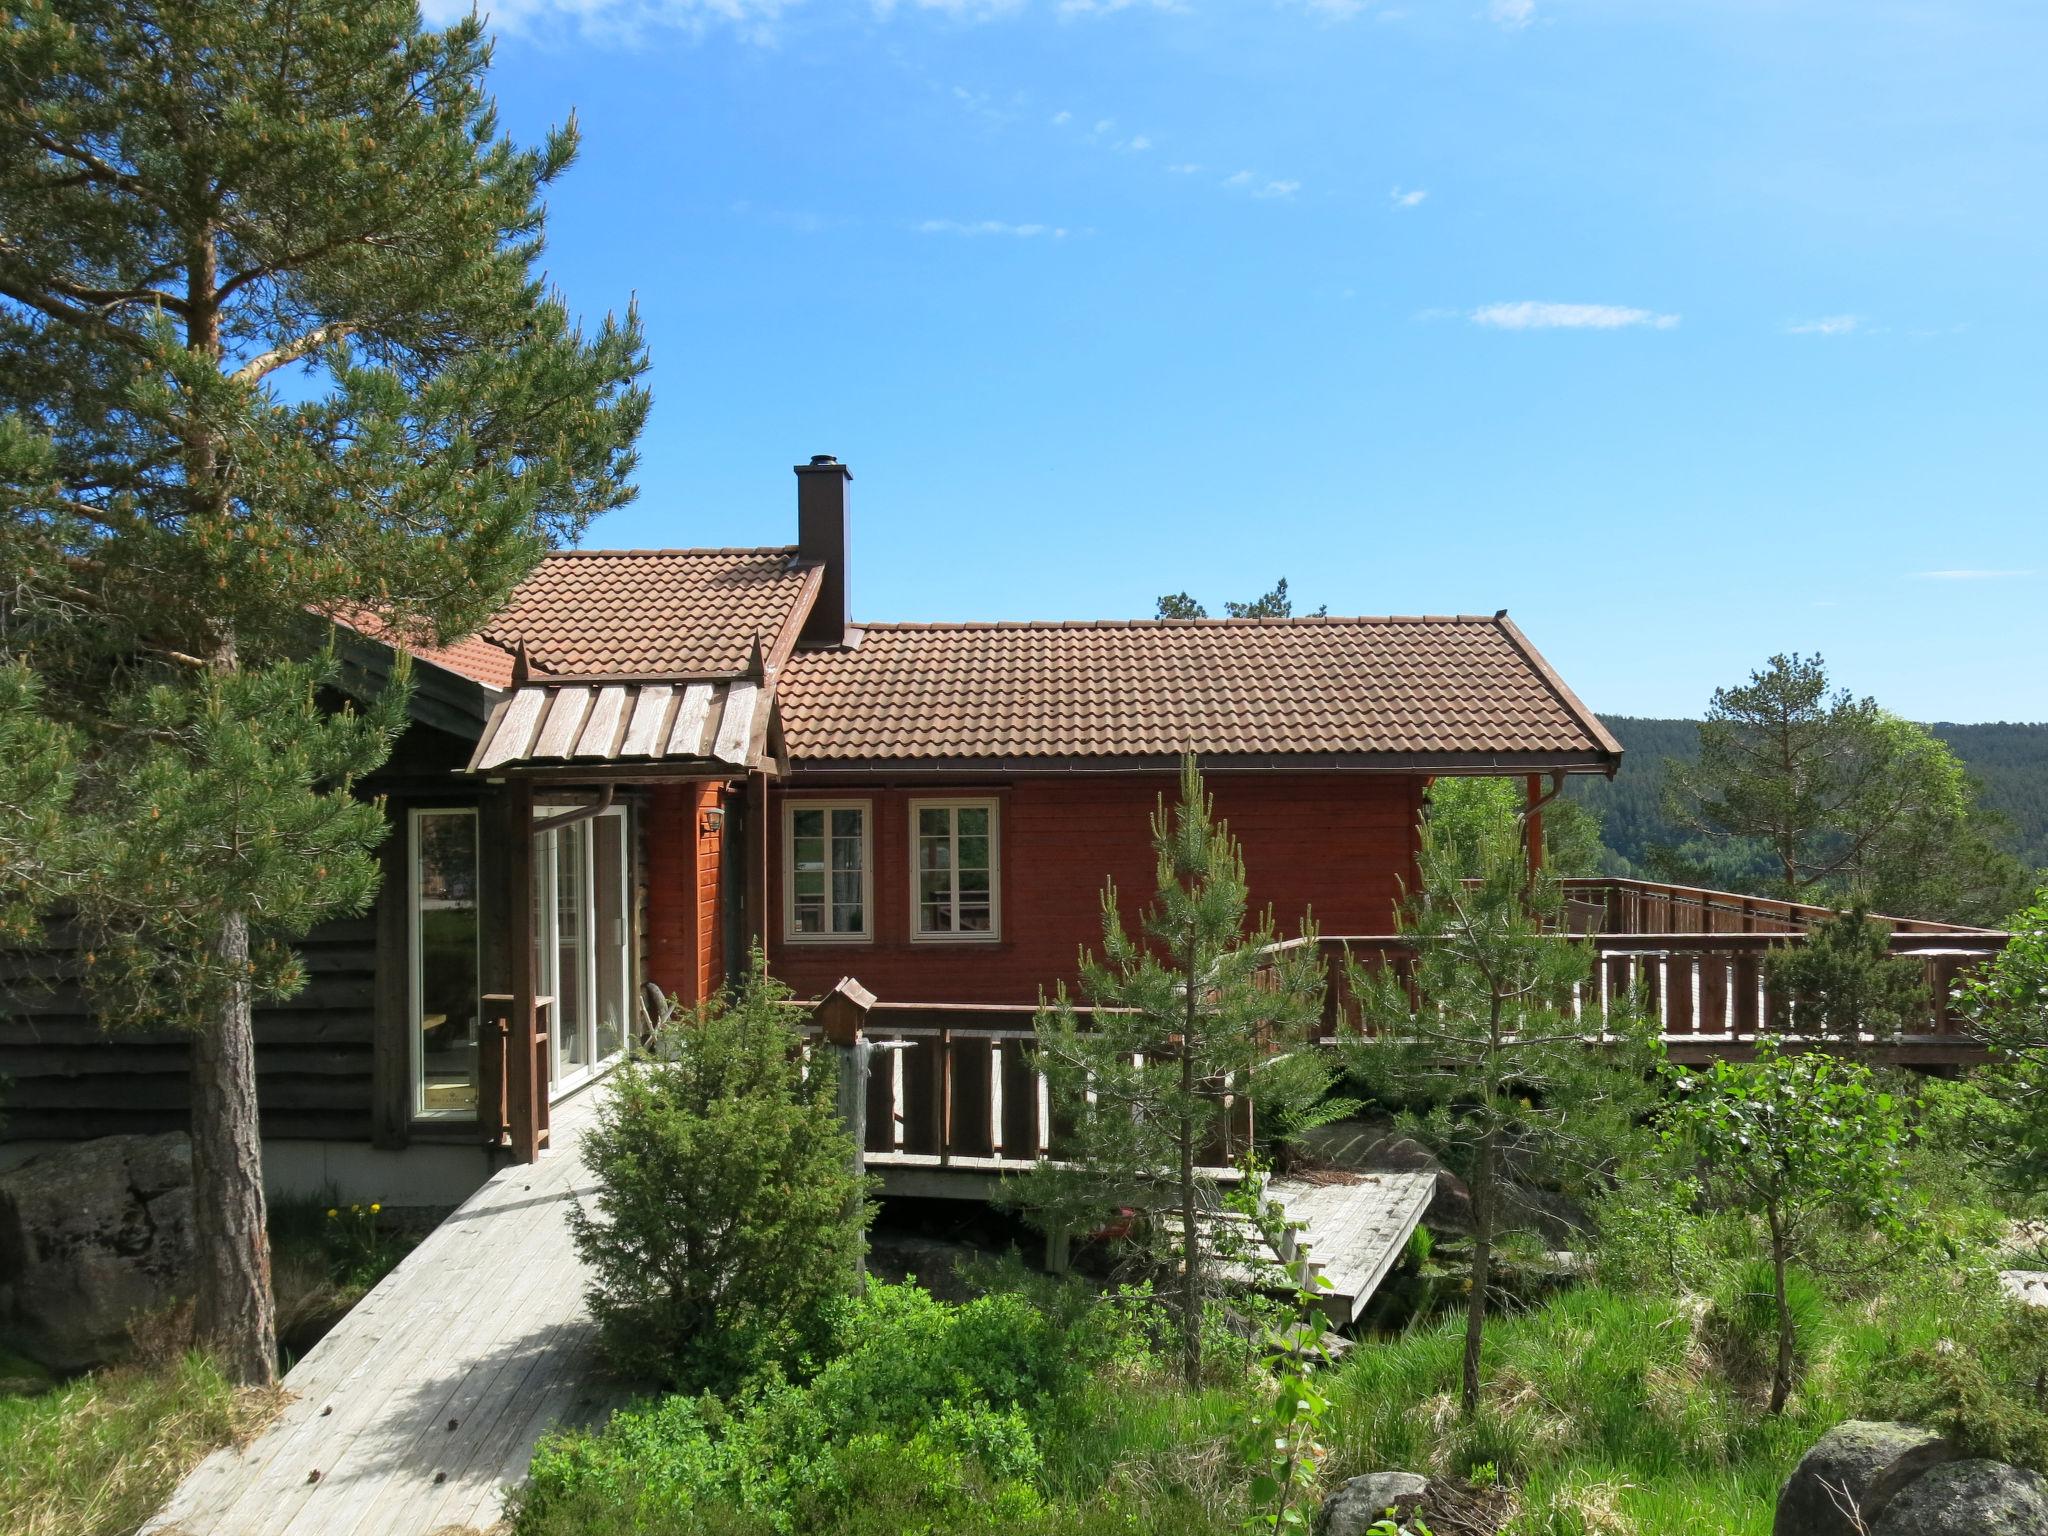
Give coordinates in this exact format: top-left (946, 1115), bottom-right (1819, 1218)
top-left (907, 797), bottom-right (1003, 944)
top-left (407, 805), bottom-right (482, 1122)
top-left (532, 801), bottom-right (635, 1100)
top-left (781, 797), bottom-right (875, 944)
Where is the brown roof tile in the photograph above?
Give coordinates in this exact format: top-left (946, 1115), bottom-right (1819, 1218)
top-left (777, 614), bottom-right (1619, 767)
top-left (481, 548), bottom-right (815, 679)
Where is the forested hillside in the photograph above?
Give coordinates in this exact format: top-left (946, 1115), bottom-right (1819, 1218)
top-left (1569, 716), bottom-right (2048, 876)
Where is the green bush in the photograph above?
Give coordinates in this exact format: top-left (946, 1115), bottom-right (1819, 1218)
top-left (1763, 907), bottom-right (1930, 1040)
top-left (514, 1281), bottom-right (1127, 1536)
top-left (569, 955), bottom-right (873, 1392)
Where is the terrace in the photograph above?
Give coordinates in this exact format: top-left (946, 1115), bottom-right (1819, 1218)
top-left (811, 877), bottom-right (2008, 1183)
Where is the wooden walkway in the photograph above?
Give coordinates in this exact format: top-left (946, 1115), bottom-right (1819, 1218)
top-left (145, 1085), bottom-right (621, 1536)
top-left (1266, 1172), bottom-right (1435, 1327)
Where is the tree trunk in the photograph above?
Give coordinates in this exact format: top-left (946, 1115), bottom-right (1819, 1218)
top-left (1462, 1126), bottom-right (1495, 1416)
top-left (1768, 1218), bottom-right (1794, 1415)
top-left (189, 909), bottom-right (278, 1387)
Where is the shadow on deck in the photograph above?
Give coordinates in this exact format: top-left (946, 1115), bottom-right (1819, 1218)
top-left (143, 1083), bottom-right (627, 1536)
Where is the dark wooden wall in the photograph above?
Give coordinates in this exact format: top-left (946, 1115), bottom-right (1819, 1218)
top-left (766, 771), bottom-right (1424, 1005)
top-left (0, 714), bottom-right (466, 1148)
top-left (0, 915), bottom-right (378, 1143)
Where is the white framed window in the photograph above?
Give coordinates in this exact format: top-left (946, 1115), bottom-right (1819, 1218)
top-left (783, 799), bottom-right (872, 942)
top-left (910, 798), bottom-right (1000, 941)
top-left (409, 807), bottom-right (482, 1120)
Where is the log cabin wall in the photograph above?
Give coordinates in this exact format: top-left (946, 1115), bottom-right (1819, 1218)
top-left (765, 772), bottom-right (1424, 1005)
top-left (0, 716), bottom-right (472, 1150)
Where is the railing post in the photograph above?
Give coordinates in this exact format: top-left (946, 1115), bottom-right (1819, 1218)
top-left (814, 977), bottom-right (875, 1277)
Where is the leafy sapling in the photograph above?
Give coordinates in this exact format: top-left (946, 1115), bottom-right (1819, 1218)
top-left (1661, 1039), bottom-right (1909, 1413)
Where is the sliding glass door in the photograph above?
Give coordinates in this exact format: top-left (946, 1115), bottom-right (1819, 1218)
top-left (532, 805), bottom-right (632, 1097)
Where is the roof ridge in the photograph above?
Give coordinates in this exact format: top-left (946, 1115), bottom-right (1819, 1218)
top-left (856, 614), bottom-right (1507, 632)
top-left (540, 544), bottom-right (799, 559)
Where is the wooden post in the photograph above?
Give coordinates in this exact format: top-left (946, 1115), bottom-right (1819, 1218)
top-left (816, 977), bottom-right (876, 1278)
top-left (743, 770), bottom-right (770, 967)
top-left (1524, 774), bottom-right (1545, 879)
top-left (504, 777), bottom-right (541, 1163)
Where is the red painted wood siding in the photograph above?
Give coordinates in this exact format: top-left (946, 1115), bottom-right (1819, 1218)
top-left (644, 781), bottom-right (726, 1004)
top-left (766, 773), bottom-right (1422, 1005)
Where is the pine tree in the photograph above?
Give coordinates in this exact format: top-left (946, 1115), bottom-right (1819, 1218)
top-left (1343, 812), bottom-right (1661, 1415)
top-left (1022, 757), bottom-right (1325, 1384)
top-left (1, 0), bottom-right (648, 1383)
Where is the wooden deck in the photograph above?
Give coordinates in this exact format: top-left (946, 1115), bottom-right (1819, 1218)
top-left (145, 1084), bottom-right (621, 1536)
top-left (1265, 1172), bottom-right (1435, 1327)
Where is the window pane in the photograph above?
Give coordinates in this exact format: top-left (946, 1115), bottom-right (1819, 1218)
top-left (830, 808), bottom-right (864, 842)
top-left (832, 901), bottom-right (864, 934)
top-left (958, 807), bottom-right (988, 838)
top-left (793, 835), bottom-right (825, 873)
top-left (920, 836), bottom-right (950, 872)
top-left (416, 812), bottom-right (480, 1116)
top-left (831, 835), bottom-right (863, 873)
top-left (958, 869), bottom-right (991, 900)
top-left (919, 807), bottom-right (950, 838)
top-left (921, 902), bottom-right (952, 932)
top-left (957, 904), bottom-right (992, 933)
top-left (795, 902), bottom-right (825, 934)
top-left (793, 808), bottom-right (824, 840)
top-left (918, 870), bottom-right (951, 902)
top-left (831, 871), bottom-right (862, 907)
top-left (795, 869), bottom-right (824, 900)
top-left (957, 834), bottom-right (989, 871)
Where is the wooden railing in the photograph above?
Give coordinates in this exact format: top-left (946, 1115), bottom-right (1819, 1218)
top-left (794, 1000), bottom-right (1250, 1172)
top-left (793, 882), bottom-right (2008, 1176)
top-left (1316, 878), bottom-right (2007, 1051)
top-left (1558, 876), bottom-right (1998, 939)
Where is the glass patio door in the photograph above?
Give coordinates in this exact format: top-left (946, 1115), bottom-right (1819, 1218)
top-left (532, 805), bottom-right (632, 1097)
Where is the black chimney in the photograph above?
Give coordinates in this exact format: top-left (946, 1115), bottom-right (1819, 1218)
top-left (794, 454), bottom-right (851, 649)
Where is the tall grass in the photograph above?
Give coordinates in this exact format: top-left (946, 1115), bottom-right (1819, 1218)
top-left (0, 1353), bottom-right (283, 1536)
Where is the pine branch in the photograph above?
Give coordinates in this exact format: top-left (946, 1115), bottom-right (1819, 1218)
top-left (230, 322), bottom-right (353, 384)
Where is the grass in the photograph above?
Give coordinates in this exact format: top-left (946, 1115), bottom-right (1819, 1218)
top-left (0, 1352), bottom-right (283, 1536)
top-left (0, 1195), bottom-right (416, 1536)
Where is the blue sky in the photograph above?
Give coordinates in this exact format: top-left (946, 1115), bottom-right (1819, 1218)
top-left (438, 0), bottom-right (2045, 722)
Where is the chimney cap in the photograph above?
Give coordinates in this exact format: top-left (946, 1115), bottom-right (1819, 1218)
top-left (795, 453), bottom-right (851, 478)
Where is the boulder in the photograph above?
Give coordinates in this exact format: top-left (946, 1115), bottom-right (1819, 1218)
top-left (1998, 1271), bottom-right (2048, 1310)
top-left (1870, 1459), bottom-right (2048, 1536)
top-left (1772, 1420), bottom-right (1957, 1536)
top-left (0, 1133), bottom-right (195, 1369)
top-left (1319, 1472), bottom-right (1430, 1536)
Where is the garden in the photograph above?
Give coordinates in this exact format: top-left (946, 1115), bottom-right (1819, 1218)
top-left (508, 772), bottom-right (2048, 1536)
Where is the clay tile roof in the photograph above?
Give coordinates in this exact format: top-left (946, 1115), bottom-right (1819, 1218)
top-left (478, 548), bottom-right (815, 679)
top-left (777, 614), bottom-right (1620, 768)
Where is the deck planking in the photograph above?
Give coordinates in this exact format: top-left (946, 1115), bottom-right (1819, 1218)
top-left (1267, 1171), bottom-right (1436, 1328)
top-left (145, 1084), bottom-right (624, 1536)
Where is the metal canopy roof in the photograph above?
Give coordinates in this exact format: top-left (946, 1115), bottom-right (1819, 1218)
top-left (468, 678), bottom-right (766, 775)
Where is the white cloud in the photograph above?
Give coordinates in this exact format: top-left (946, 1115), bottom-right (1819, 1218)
top-left (1488, 0), bottom-right (1535, 28)
top-left (1058, 0), bottom-right (1184, 11)
top-left (916, 218), bottom-right (1070, 237)
top-left (1914, 569), bottom-right (2034, 581)
top-left (1050, 110), bottom-right (1072, 126)
top-left (1787, 314), bottom-right (1862, 336)
top-left (1222, 170), bottom-right (1254, 188)
top-left (1166, 161), bottom-right (1203, 174)
top-left (424, 0), bottom-right (794, 43)
top-left (1122, 134), bottom-right (1152, 152)
top-left (1253, 179), bottom-right (1301, 199)
top-left (1390, 186), bottom-right (1428, 209)
top-left (1471, 300), bottom-right (1679, 330)
top-left (1093, 117), bottom-right (1116, 135)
